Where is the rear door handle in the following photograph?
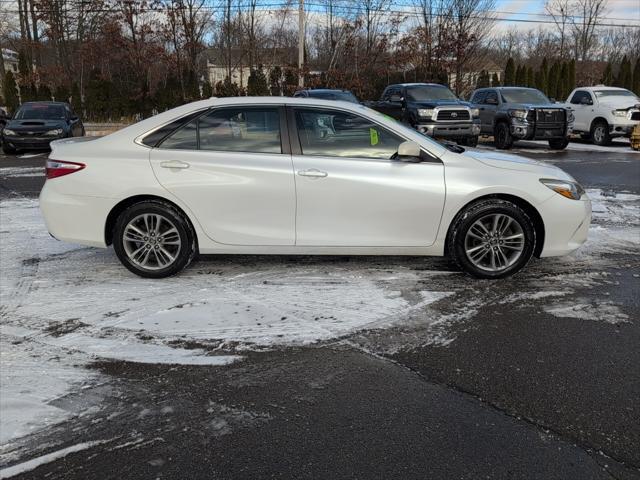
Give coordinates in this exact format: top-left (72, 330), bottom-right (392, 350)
top-left (160, 160), bottom-right (190, 169)
top-left (297, 168), bottom-right (328, 178)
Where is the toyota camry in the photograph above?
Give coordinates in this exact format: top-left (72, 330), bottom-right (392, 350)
top-left (39, 97), bottom-right (591, 279)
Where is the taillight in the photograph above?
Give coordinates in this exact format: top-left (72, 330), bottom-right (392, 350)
top-left (46, 160), bottom-right (85, 179)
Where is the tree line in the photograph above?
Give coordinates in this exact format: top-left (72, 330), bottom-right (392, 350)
top-left (0, 0), bottom-right (638, 120)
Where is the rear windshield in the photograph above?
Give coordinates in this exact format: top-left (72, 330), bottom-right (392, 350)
top-left (15, 104), bottom-right (66, 120)
top-left (406, 86), bottom-right (458, 101)
top-left (500, 89), bottom-right (550, 104)
top-left (308, 91), bottom-right (359, 103)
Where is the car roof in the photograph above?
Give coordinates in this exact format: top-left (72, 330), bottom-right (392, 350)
top-left (303, 89), bottom-right (352, 93)
top-left (579, 86), bottom-right (629, 91)
top-left (21, 101), bottom-right (70, 106)
top-left (389, 83), bottom-right (448, 88)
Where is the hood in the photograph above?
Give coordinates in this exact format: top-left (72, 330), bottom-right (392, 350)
top-left (507, 103), bottom-right (567, 110)
top-left (464, 149), bottom-right (574, 180)
top-left (409, 99), bottom-right (471, 108)
top-left (6, 119), bottom-right (67, 130)
top-left (597, 97), bottom-right (640, 110)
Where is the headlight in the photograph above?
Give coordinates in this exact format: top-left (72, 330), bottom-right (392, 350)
top-left (612, 109), bottom-right (627, 118)
top-left (508, 109), bottom-right (528, 119)
top-left (417, 108), bottom-right (434, 118)
top-left (471, 108), bottom-right (480, 117)
top-left (44, 128), bottom-right (64, 136)
top-left (3, 129), bottom-right (16, 136)
top-left (540, 179), bottom-right (585, 200)
top-left (567, 110), bottom-right (574, 122)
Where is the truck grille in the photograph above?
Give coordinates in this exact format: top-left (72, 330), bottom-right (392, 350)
top-left (535, 109), bottom-right (565, 124)
top-left (631, 111), bottom-right (640, 121)
top-left (437, 109), bottom-right (470, 121)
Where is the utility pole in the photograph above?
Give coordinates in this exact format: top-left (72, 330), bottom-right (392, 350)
top-left (298, 0), bottom-right (304, 87)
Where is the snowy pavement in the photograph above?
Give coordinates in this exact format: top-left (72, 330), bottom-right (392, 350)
top-left (1, 148), bottom-right (639, 479)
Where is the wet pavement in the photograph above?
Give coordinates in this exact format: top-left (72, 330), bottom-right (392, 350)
top-left (0, 142), bottom-right (639, 479)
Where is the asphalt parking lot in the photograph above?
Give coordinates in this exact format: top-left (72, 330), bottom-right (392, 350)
top-left (0, 139), bottom-right (639, 479)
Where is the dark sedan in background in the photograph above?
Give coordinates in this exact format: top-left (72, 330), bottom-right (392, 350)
top-left (1, 101), bottom-right (85, 154)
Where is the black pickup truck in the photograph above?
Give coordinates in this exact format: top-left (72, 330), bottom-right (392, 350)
top-left (469, 87), bottom-right (573, 150)
top-left (366, 83), bottom-right (481, 146)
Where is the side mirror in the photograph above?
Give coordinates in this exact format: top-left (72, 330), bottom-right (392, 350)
top-left (390, 94), bottom-right (404, 103)
top-left (394, 141), bottom-right (422, 162)
top-left (70, 115), bottom-right (79, 122)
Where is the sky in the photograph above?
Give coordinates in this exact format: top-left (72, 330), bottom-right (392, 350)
top-left (493, 0), bottom-right (640, 32)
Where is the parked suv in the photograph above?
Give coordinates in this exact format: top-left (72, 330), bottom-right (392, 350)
top-left (1, 101), bottom-right (85, 154)
top-left (565, 86), bottom-right (640, 146)
top-left (366, 83), bottom-right (480, 146)
top-left (470, 87), bottom-right (572, 150)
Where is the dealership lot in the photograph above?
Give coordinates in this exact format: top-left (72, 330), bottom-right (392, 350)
top-left (0, 143), bottom-right (639, 479)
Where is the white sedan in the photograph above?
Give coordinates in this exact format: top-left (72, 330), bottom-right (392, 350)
top-left (40, 97), bottom-right (591, 279)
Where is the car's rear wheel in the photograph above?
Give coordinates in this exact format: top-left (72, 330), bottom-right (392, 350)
top-left (448, 199), bottom-right (536, 279)
top-left (590, 120), bottom-right (611, 146)
top-left (548, 138), bottom-right (569, 150)
top-left (494, 122), bottom-right (513, 149)
top-left (113, 200), bottom-right (197, 278)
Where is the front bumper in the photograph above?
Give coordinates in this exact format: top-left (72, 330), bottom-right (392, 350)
top-left (509, 118), bottom-right (569, 140)
top-left (609, 121), bottom-right (639, 137)
top-left (539, 193), bottom-right (592, 257)
top-left (416, 121), bottom-right (481, 139)
top-left (2, 135), bottom-right (61, 150)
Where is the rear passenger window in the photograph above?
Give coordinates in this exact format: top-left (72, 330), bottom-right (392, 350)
top-left (158, 107), bottom-right (282, 153)
top-left (199, 108), bottom-right (281, 153)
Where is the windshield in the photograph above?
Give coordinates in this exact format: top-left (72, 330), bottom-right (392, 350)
top-left (500, 89), bottom-right (550, 104)
top-left (309, 91), bottom-right (359, 103)
top-left (593, 89), bottom-right (637, 99)
top-left (15, 104), bottom-right (66, 120)
top-left (406, 85), bottom-right (458, 101)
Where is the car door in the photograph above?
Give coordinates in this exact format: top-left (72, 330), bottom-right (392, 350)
top-left (149, 105), bottom-right (296, 246)
top-left (569, 90), bottom-right (593, 132)
top-left (289, 106), bottom-right (445, 247)
top-left (481, 90), bottom-right (499, 134)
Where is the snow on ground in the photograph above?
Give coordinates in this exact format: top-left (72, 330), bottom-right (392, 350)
top-left (0, 167), bottom-right (45, 178)
top-left (0, 188), bottom-right (638, 448)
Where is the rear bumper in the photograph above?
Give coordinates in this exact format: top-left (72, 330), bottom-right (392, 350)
top-left (539, 194), bottom-right (592, 257)
top-left (39, 183), bottom-right (112, 248)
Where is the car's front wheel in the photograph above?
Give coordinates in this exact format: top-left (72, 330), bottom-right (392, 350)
top-left (448, 199), bottom-right (536, 279)
top-left (590, 120), bottom-right (611, 146)
top-left (113, 200), bottom-right (197, 278)
top-left (494, 122), bottom-right (513, 149)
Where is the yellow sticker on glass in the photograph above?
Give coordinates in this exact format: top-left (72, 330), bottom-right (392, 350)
top-left (369, 128), bottom-right (379, 146)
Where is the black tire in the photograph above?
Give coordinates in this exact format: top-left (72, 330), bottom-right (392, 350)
top-left (2, 144), bottom-right (17, 155)
top-left (113, 200), bottom-right (197, 278)
top-left (548, 138), bottom-right (569, 150)
top-left (494, 122), bottom-right (513, 150)
top-left (461, 135), bottom-right (479, 147)
top-left (447, 199), bottom-right (536, 279)
top-left (590, 120), bottom-right (611, 146)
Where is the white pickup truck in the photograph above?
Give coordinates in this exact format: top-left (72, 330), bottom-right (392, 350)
top-left (565, 86), bottom-right (640, 145)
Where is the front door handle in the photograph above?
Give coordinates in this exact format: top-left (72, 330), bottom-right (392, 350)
top-left (160, 160), bottom-right (190, 169)
top-left (297, 168), bottom-right (328, 178)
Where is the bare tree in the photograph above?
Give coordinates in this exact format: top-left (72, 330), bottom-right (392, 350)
top-left (545, 0), bottom-right (572, 59)
top-left (571, 0), bottom-right (608, 61)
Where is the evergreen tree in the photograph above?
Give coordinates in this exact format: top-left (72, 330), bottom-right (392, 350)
top-left (504, 58), bottom-right (515, 86)
top-left (491, 72), bottom-right (500, 87)
top-left (601, 61), bottom-right (613, 85)
top-left (559, 62), bottom-right (569, 100)
top-left (568, 59), bottom-right (576, 93)
top-left (215, 77), bottom-right (240, 97)
top-left (3, 71), bottom-right (19, 114)
top-left (85, 70), bottom-right (113, 120)
top-left (269, 66), bottom-right (282, 96)
top-left (515, 64), bottom-right (525, 86)
top-left (526, 66), bottom-right (534, 88)
top-left (247, 67), bottom-right (270, 95)
top-left (70, 83), bottom-right (81, 113)
top-left (617, 56), bottom-right (632, 90)
top-left (547, 61), bottom-right (560, 100)
top-left (540, 58), bottom-right (549, 95)
top-left (54, 85), bottom-right (70, 103)
top-left (202, 80), bottom-right (213, 98)
top-left (37, 85), bottom-right (52, 101)
top-left (476, 70), bottom-right (490, 88)
top-left (632, 58), bottom-right (640, 96)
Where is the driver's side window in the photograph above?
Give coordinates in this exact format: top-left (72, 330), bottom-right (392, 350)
top-left (485, 91), bottom-right (498, 105)
top-left (570, 91), bottom-right (592, 105)
top-left (294, 108), bottom-right (405, 160)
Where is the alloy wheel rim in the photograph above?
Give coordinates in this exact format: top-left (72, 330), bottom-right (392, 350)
top-left (464, 213), bottom-right (525, 272)
top-left (122, 213), bottom-right (181, 270)
top-left (594, 126), bottom-right (605, 143)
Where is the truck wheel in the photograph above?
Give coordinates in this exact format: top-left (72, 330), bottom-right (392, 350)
top-left (548, 138), bottom-right (569, 150)
top-left (494, 122), bottom-right (513, 149)
top-left (590, 120), bottom-right (611, 146)
top-left (466, 136), bottom-right (479, 147)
